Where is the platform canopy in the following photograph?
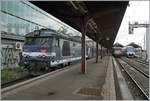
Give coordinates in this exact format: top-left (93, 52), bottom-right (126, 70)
top-left (30, 1), bottom-right (128, 49)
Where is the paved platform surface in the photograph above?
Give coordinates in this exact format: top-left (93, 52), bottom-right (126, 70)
top-left (2, 56), bottom-right (115, 100)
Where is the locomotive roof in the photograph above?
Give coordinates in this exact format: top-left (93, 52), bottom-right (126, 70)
top-left (25, 29), bottom-right (81, 43)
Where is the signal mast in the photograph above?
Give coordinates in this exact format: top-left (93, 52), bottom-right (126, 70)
top-left (129, 21), bottom-right (149, 61)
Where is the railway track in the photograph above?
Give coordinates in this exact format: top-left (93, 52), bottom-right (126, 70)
top-left (1, 75), bottom-right (33, 88)
top-left (116, 58), bottom-right (149, 100)
top-left (134, 58), bottom-right (149, 66)
top-left (121, 57), bottom-right (149, 77)
top-left (1, 70), bottom-right (56, 88)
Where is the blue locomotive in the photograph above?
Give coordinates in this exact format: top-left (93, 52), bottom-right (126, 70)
top-left (20, 29), bottom-right (91, 75)
top-left (122, 46), bottom-right (135, 58)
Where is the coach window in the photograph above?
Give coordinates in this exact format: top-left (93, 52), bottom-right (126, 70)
top-left (62, 41), bottom-right (70, 56)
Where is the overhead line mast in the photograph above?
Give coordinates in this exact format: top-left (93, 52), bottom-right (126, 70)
top-left (129, 21), bottom-right (149, 61)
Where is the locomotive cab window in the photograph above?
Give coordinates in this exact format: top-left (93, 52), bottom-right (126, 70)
top-left (23, 37), bottom-right (53, 52)
top-left (25, 37), bottom-right (53, 46)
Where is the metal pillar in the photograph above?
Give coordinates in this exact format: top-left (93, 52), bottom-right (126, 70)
top-left (146, 27), bottom-right (149, 61)
top-left (146, 25), bottom-right (150, 70)
top-left (96, 40), bottom-right (99, 63)
top-left (149, 0), bottom-right (150, 73)
top-left (81, 16), bottom-right (86, 74)
top-left (100, 44), bottom-right (103, 59)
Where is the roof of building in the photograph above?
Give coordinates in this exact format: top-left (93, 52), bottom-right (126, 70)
top-left (113, 42), bottom-right (124, 47)
top-left (127, 42), bottom-right (142, 48)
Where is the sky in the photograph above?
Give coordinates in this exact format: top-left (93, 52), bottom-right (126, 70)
top-left (114, 1), bottom-right (149, 49)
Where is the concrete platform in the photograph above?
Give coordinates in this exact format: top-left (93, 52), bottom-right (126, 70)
top-left (2, 56), bottom-right (116, 100)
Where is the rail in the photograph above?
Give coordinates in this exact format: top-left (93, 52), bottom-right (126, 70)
top-left (116, 58), bottom-right (149, 100)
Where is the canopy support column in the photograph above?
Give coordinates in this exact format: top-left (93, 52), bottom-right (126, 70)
top-left (96, 40), bottom-right (99, 63)
top-left (100, 44), bottom-right (103, 59)
top-left (81, 15), bottom-right (87, 74)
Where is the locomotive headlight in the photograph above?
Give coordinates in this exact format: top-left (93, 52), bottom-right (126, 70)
top-left (22, 52), bottom-right (27, 57)
top-left (22, 53), bottom-right (30, 58)
top-left (39, 55), bottom-right (46, 57)
top-left (51, 56), bottom-right (55, 62)
top-left (42, 55), bottom-right (46, 57)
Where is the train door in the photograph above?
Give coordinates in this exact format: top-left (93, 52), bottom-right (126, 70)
top-left (62, 40), bottom-right (71, 57)
top-left (54, 38), bottom-right (61, 62)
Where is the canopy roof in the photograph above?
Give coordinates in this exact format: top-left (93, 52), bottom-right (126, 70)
top-left (30, 1), bottom-right (128, 49)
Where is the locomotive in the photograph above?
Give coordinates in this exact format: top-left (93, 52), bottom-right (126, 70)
top-left (112, 47), bottom-right (123, 58)
top-left (122, 46), bottom-right (135, 58)
top-left (112, 46), bottom-right (136, 58)
top-left (20, 29), bottom-right (92, 75)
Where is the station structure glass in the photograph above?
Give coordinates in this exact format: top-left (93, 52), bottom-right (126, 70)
top-left (1, 0), bottom-right (62, 35)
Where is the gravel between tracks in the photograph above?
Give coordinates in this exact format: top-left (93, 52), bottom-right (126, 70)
top-left (121, 57), bottom-right (149, 76)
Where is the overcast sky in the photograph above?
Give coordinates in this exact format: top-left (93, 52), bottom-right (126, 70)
top-left (114, 1), bottom-right (149, 49)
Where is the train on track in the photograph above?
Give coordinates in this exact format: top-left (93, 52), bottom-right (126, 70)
top-left (122, 46), bottom-right (136, 58)
top-left (113, 46), bottom-right (136, 58)
top-left (19, 29), bottom-right (95, 75)
top-left (112, 47), bottom-right (123, 57)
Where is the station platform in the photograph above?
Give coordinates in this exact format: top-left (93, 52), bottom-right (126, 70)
top-left (2, 56), bottom-right (116, 100)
